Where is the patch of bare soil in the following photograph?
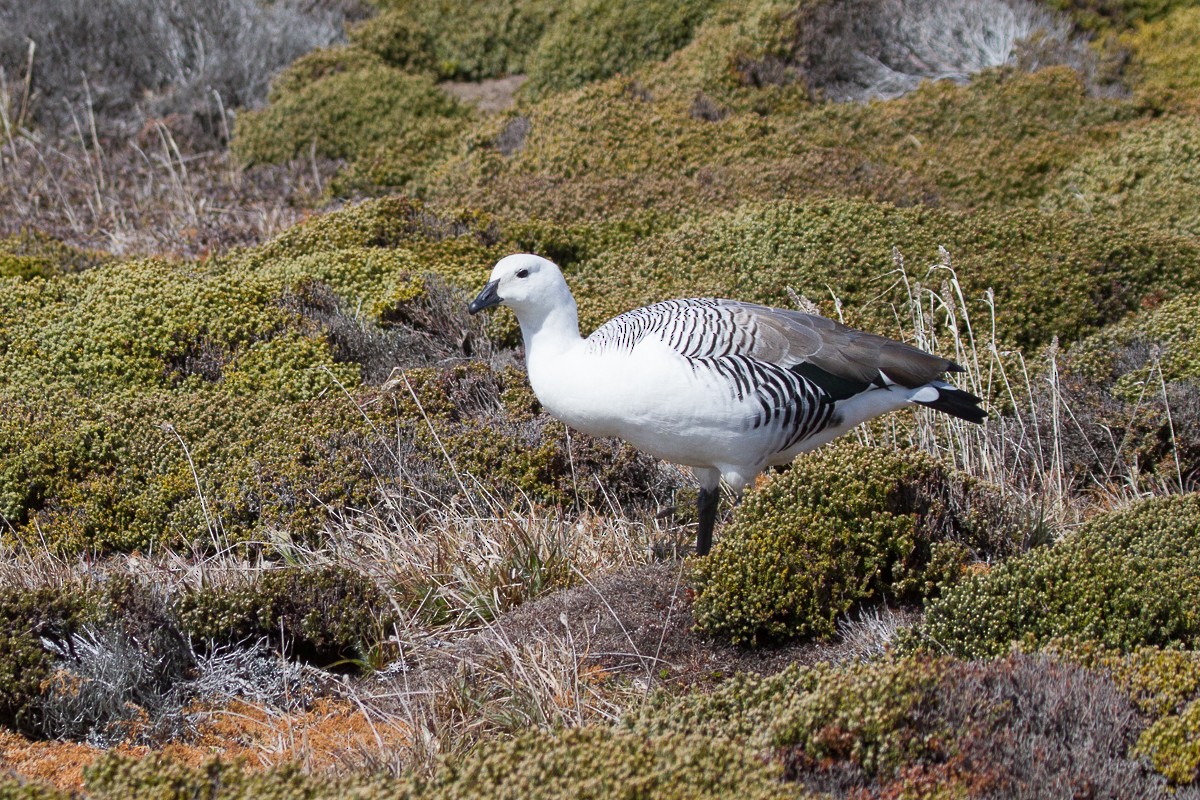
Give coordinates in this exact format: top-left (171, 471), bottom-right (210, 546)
top-left (439, 75), bottom-right (527, 114)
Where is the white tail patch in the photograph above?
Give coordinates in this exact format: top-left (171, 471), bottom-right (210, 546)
top-left (909, 386), bottom-right (940, 404)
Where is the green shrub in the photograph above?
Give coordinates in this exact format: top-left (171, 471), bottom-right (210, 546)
top-left (0, 231), bottom-right (110, 279)
top-left (423, 64), bottom-right (1138, 221)
top-left (0, 777), bottom-right (72, 800)
top-left (632, 652), bottom-right (1153, 793)
top-left (1122, 5), bottom-right (1200, 101)
top-left (919, 493), bottom-right (1200, 658)
top-left (426, 727), bottom-right (792, 800)
top-left (175, 565), bottom-right (392, 665)
top-left (1045, 117), bottom-right (1200, 239)
top-left (0, 586), bottom-right (88, 734)
top-left (691, 443), bottom-right (1027, 646)
top-left (347, 12), bottom-right (437, 73)
top-left (1108, 648), bottom-right (1200, 784)
top-left (232, 59), bottom-right (472, 173)
top-left (572, 196), bottom-right (1200, 359)
top-left (523, 0), bottom-right (724, 97)
top-left (364, 0), bottom-right (561, 80)
top-left (83, 754), bottom-right (407, 800)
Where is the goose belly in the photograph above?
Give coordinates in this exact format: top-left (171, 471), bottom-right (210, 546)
top-left (531, 349), bottom-right (779, 469)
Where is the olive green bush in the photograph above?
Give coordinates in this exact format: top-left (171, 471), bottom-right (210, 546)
top-left (573, 196), bottom-right (1200, 357)
top-left (631, 653), bottom-right (1161, 794)
top-left (0, 231), bottom-right (110, 279)
top-left (84, 754), bottom-right (406, 800)
top-left (1047, 0), bottom-right (1194, 31)
top-left (426, 727), bottom-right (792, 800)
top-left (423, 64), bottom-right (1138, 222)
top-left (175, 566), bottom-right (391, 665)
top-left (1122, 5), bottom-right (1200, 102)
top-left (361, 0), bottom-right (560, 80)
top-left (0, 586), bottom-right (87, 734)
top-left (1095, 647), bottom-right (1200, 785)
top-left (919, 493), bottom-right (1200, 658)
top-left (1045, 117), bottom-right (1200, 239)
top-left (691, 442), bottom-right (1028, 646)
top-left (0, 777), bottom-right (71, 800)
top-left (523, 0), bottom-right (724, 97)
top-left (232, 54), bottom-right (472, 181)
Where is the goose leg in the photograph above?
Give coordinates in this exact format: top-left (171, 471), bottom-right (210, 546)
top-left (696, 487), bottom-right (719, 556)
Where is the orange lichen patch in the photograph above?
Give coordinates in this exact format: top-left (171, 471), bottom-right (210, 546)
top-left (189, 698), bottom-right (412, 770)
top-left (0, 730), bottom-right (139, 792)
top-left (0, 698), bottom-right (410, 792)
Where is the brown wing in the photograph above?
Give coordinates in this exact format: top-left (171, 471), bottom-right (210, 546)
top-left (719, 300), bottom-right (960, 389)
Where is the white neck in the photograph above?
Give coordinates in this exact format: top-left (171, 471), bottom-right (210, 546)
top-left (517, 295), bottom-right (583, 369)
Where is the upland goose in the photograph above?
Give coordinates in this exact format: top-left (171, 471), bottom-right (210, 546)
top-left (469, 254), bottom-right (986, 555)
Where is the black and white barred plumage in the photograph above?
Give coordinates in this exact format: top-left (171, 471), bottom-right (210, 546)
top-left (470, 255), bottom-right (986, 555)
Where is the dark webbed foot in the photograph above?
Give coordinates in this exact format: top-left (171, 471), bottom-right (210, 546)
top-left (696, 486), bottom-right (720, 556)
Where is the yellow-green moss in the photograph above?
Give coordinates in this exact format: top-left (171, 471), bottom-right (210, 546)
top-left (427, 727), bottom-right (793, 800)
top-left (364, 0), bottom-right (560, 81)
top-left (918, 493), bottom-right (1200, 658)
top-left (0, 777), bottom-right (72, 800)
top-left (1044, 117), bottom-right (1200, 238)
top-left (83, 754), bottom-right (407, 800)
top-left (1123, 5), bottom-right (1200, 102)
top-left (568, 197), bottom-right (1200, 351)
top-left (175, 566), bottom-right (392, 665)
top-left (691, 443), bottom-right (1026, 646)
top-left (0, 586), bottom-right (88, 734)
top-left (523, 0), bottom-right (724, 98)
top-left (0, 231), bottom-right (110, 279)
top-left (232, 59), bottom-right (471, 169)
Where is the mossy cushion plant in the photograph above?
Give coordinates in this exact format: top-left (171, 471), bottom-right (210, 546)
top-left (0, 198), bottom-right (666, 556)
top-left (918, 493), bottom-right (1200, 658)
top-left (1044, 117), bottom-right (1200, 239)
top-left (522, 0), bottom-right (724, 97)
top-left (0, 586), bottom-right (88, 734)
top-left (232, 51), bottom-right (472, 183)
top-left (568, 197), bottom-right (1200, 352)
top-left (175, 566), bottom-right (393, 666)
top-left (691, 442), bottom-right (1027, 646)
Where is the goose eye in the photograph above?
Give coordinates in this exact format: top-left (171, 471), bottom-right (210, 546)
top-left (516, 269), bottom-right (530, 278)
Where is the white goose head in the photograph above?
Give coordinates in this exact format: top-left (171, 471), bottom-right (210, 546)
top-left (468, 253), bottom-right (576, 325)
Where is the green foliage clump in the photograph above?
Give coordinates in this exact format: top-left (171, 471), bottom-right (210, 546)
top-left (427, 727), bottom-right (791, 800)
top-left (1045, 117), bottom-right (1200, 238)
top-left (569, 197), bottom-right (1200, 350)
top-left (0, 586), bottom-right (87, 734)
top-left (1099, 647), bottom-right (1200, 784)
top-left (1122, 5), bottom-right (1200, 102)
top-left (768, 658), bottom-right (948, 777)
top-left (175, 566), bottom-right (391, 665)
top-left (633, 652), bottom-right (1157, 793)
top-left (425, 64), bottom-right (1137, 223)
top-left (0, 777), bottom-right (72, 800)
top-left (0, 198), bottom-right (590, 555)
top-left (363, 0), bottom-right (560, 80)
top-left (691, 442), bottom-right (1026, 646)
top-left (232, 54), bottom-right (472, 182)
top-left (523, 0), bottom-right (724, 97)
top-left (83, 754), bottom-right (405, 800)
top-left (919, 493), bottom-right (1200, 658)
top-left (1046, 0), bottom-right (1193, 32)
top-left (632, 658), bottom-right (946, 776)
top-left (0, 231), bottom-right (110, 279)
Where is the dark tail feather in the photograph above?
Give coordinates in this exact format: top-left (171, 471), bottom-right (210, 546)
top-left (915, 385), bottom-right (987, 424)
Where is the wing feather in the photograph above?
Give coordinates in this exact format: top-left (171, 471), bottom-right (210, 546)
top-left (585, 298), bottom-right (960, 389)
